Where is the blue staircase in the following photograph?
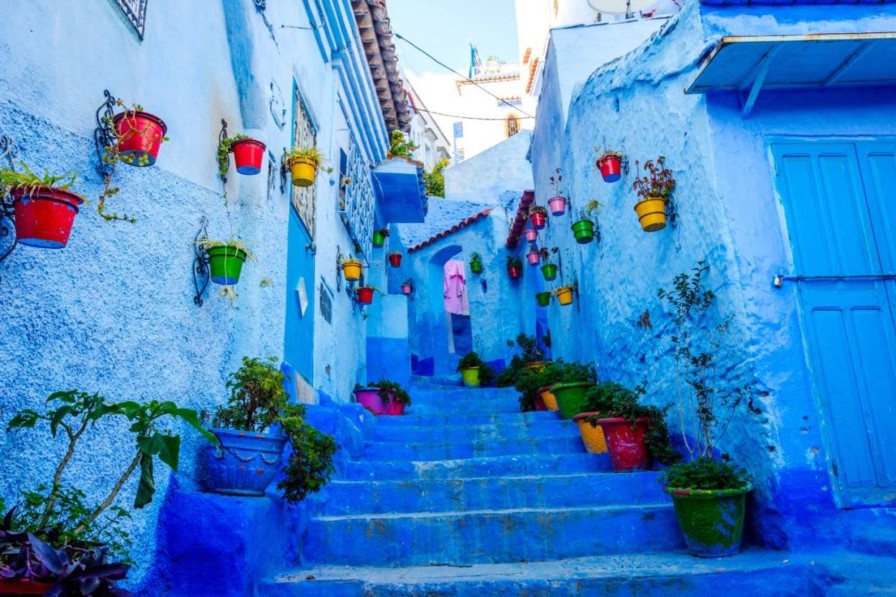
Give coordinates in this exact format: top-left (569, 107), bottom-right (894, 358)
top-left (260, 381), bottom-right (836, 595)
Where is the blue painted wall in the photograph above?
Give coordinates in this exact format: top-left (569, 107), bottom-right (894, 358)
top-left (0, 0), bottom-right (390, 589)
top-left (530, 0), bottom-right (896, 550)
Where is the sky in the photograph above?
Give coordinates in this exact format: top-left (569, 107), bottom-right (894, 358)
top-left (387, 0), bottom-right (520, 76)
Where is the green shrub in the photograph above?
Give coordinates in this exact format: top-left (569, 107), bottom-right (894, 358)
top-left (660, 455), bottom-right (748, 490)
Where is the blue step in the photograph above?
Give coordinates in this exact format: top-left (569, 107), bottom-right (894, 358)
top-left (369, 419), bottom-right (578, 443)
top-left (370, 410), bottom-right (563, 428)
top-left (361, 435), bottom-right (586, 460)
top-left (303, 504), bottom-right (684, 566)
top-left (260, 551), bottom-right (836, 596)
top-left (319, 472), bottom-right (668, 515)
top-left (338, 452), bottom-right (611, 481)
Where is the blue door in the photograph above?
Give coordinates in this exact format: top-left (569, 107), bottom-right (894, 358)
top-left (773, 140), bottom-right (896, 507)
top-left (283, 211), bottom-right (315, 385)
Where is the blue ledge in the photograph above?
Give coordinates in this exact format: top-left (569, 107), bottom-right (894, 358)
top-left (372, 157), bottom-right (428, 223)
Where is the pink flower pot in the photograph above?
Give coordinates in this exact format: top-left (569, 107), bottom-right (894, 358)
top-left (385, 401), bottom-right (406, 415)
top-left (548, 196), bottom-right (566, 216)
top-left (527, 250), bottom-right (540, 265)
top-left (402, 284), bottom-right (412, 295)
top-left (354, 388), bottom-right (387, 414)
top-left (525, 228), bottom-right (538, 242)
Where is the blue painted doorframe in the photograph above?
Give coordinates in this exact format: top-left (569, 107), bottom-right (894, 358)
top-left (773, 139), bottom-right (896, 508)
top-left (284, 211), bottom-right (315, 386)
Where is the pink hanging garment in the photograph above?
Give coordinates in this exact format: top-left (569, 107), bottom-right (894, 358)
top-left (443, 259), bottom-right (469, 315)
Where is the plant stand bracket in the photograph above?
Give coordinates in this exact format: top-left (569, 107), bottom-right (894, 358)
top-left (192, 216), bottom-right (211, 306)
top-left (0, 134), bottom-right (19, 268)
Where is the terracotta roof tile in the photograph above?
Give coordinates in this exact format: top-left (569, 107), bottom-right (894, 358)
top-left (408, 209), bottom-right (493, 253)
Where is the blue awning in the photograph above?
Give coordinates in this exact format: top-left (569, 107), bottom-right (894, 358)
top-left (686, 33), bottom-right (896, 116)
top-left (372, 157), bottom-right (429, 223)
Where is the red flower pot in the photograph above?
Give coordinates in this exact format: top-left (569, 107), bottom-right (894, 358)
top-left (11, 186), bottom-right (85, 248)
top-left (507, 266), bottom-right (522, 279)
top-left (525, 228), bottom-right (538, 242)
top-left (356, 286), bottom-right (375, 304)
top-left (597, 417), bottom-right (651, 472)
top-left (232, 138), bottom-right (266, 175)
top-left (548, 196), bottom-right (566, 216)
top-left (0, 578), bottom-right (54, 595)
top-left (388, 253), bottom-right (402, 267)
top-left (527, 250), bottom-right (540, 266)
top-left (385, 401), bottom-right (406, 415)
top-left (598, 154), bottom-right (622, 183)
top-left (113, 110), bottom-right (167, 166)
top-left (402, 284), bottom-right (412, 295)
top-left (530, 212), bottom-right (546, 230)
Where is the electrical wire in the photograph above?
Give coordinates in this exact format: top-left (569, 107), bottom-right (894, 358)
top-left (415, 107), bottom-right (534, 121)
top-left (393, 32), bottom-right (536, 119)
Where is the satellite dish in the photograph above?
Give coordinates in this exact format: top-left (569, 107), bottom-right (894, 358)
top-left (586, 0), bottom-right (656, 18)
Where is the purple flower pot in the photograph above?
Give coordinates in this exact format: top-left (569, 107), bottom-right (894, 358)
top-left (203, 428), bottom-right (287, 496)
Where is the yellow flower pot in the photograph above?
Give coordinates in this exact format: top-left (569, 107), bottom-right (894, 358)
top-left (634, 196), bottom-right (667, 232)
top-left (342, 259), bottom-right (362, 281)
top-left (539, 386), bottom-right (559, 412)
top-left (556, 286), bottom-right (574, 306)
top-left (524, 361), bottom-right (547, 372)
top-left (461, 367), bottom-right (480, 387)
top-left (289, 156), bottom-right (318, 187)
top-left (572, 412), bottom-right (608, 454)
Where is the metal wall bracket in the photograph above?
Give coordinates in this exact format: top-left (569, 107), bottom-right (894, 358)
top-left (192, 216), bottom-right (211, 306)
top-left (0, 135), bottom-right (19, 267)
top-left (94, 90), bottom-right (118, 182)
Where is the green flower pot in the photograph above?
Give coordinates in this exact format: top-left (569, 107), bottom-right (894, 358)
top-left (571, 220), bottom-right (594, 244)
top-left (207, 245), bottom-right (248, 285)
top-left (372, 230), bottom-right (385, 247)
top-left (541, 263), bottom-right (557, 281)
top-left (470, 261), bottom-right (483, 274)
top-left (665, 484), bottom-right (752, 557)
top-left (536, 291), bottom-right (552, 307)
top-left (551, 382), bottom-right (594, 419)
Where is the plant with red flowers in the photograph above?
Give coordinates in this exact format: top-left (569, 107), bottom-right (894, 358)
top-left (632, 156), bottom-right (675, 200)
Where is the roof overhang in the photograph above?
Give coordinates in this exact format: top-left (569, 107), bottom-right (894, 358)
top-left (372, 157), bottom-right (428, 223)
top-left (686, 33), bottom-right (896, 117)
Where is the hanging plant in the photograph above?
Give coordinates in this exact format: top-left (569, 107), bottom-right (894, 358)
top-left (388, 251), bottom-right (402, 267)
top-left (525, 228), bottom-right (538, 243)
top-left (571, 199), bottom-right (600, 245)
top-left (469, 252), bottom-right (483, 274)
top-left (0, 164), bottom-right (85, 249)
top-left (197, 239), bottom-right (254, 286)
top-left (536, 291), bottom-right (552, 307)
top-left (556, 284), bottom-right (575, 306)
top-left (526, 246), bottom-right (540, 266)
top-left (595, 147), bottom-right (624, 183)
top-left (340, 257), bottom-right (363, 281)
top-left (219, 133), bottom-right (266, 177)
top-left (540, 247), bottom-right (559, 281)
top-left (547, 168), bottom-right (566, 216)
top-left (401, 278), bottom-right (414, 295)
top-left (286, 146), bottom-right (329, 187)
top-left (372, 228), bottom-right (389, 248)
top-left (506, 255), bottom-right (523, 280)
top-left (632, 157), bottom-right (675, 233)
top-left (529, 205), bottom-right (547, 230)
top-left (356, 285), bottom-right (377, 305)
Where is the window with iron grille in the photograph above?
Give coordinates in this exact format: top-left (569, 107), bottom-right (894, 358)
top-left (111, 0), bottom-right (149, 39)
top-left (505, 114), bottom-right (521, 138)
top-left (336, 140), bottom-right (375, 258)
top-left (291, 85), bottom-right (317, 238)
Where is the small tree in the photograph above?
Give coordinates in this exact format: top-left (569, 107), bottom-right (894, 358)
top-left (424, 157), bottom-right (449, 197)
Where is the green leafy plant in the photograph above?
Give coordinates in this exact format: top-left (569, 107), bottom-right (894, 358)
top-left (539, 246), bottom-right (558, 265)
top-left (657, 261), bottom-right (756, 487)
top-left (455, 352), bottom-right (495, 386)
top-left (496, 334), bottom-right (550, 391)
top-left (583, 382), bottom-right (679, 466)
top-left (514, 360), bottom-right (597, 412)
top-left (529, 205), bottom-right (547, 217)
top-left (387, 130), bottom-right (417, 159)
top-left (213, 357), bottom-right (337, 503)
top-left (6, 391), bottom-right (213, 549)
top-left (577, 199), bottom-right (600, 223)
top-left (506, 255), bottom-right (523, 270)
top-left (286, 146), bottom-right (331, 173)
top-left (368, 379), bottom-right (412, 406)
top-left (375, 228), bottom-right (390, 238)
top-left (424, 157), bottom-right (448, 197)
top-left (217, 133), bottom-right (250, 179)
top-left (632, 156), bottom-right (675, 200)
top-left (470, 252), bottom-right (482, 265)
top-left (0, 162), bottom-right (79, 193)
top-left (661, 455), bottom-right (748, 490)
top-left (196, 238), bottom-right (256, 261)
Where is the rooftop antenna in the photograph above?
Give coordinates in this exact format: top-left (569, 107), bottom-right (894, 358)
top-left (586, 0), bottom-right (654, 20)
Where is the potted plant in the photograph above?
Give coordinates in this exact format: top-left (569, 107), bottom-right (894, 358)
top-left (372, 228), bottom-right (389, 248)
top-left (219, 133), bottom-right (266, 177)
top-left (205, 356), bottom-right (337, 500)
top-left (548, 361), bottom-right (598, 420)
top-left (198, 238), bottom-right (253, 285)
top-left (286, 146), bottom-right (327, 187)
top-left (540, 247), bottom-right (559, 281)
top-left (355, 285), bottom-right (376, 304)
top-left (595, 147), bottom-right (624, 183)
top-left (341, 256), bottom-right (363, 281)
top-left (571, 200), bottom-right (599, 245)
top-left (529, 205), bottom-right (547, 230)
top-left (353, 380), bottom-right (412, 416)
top-left (585, 382), bottom-right (678, 472)
top-left (401, 278), bottom-right (414, 295)
top-left (111, 105), bottom-right (168, 167)
top-left (0, 164), bottom-right (85, 248)
top-left (632, 156), bottom-right (675, 232)
top-left (526, 246), bottom-right (540, 266)
top-left (387, 130), bottom-right (418, 159)
top-left (555, 284), bottom-right (575, 306)
top-left (457, 351), bottom-right (489, 387)
top-left (3, 389), bottom-right (213, 593)
top-left (524, 227), bottom-right (538, 243)
top-left (388, 251), bottom-right (402, 267)
top-left (469, 252), bottom-right (483, 274)
top-left (535, 291), bottom-right (552, 307)
top-left (547, 168), bottom-right (566, 216)
top-left (657, 260), bottom-right (754, 557)
top-left (506, 255), bottom-right (523, 280)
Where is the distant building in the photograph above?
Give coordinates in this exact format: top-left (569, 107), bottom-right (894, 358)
top-left (404, 74), bottom-right (451, 171)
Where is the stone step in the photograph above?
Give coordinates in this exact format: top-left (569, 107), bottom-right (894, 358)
top-left (338, 452), bottom-right (611, 482)
top-left (361, 435), bottom-right (585, 461)
top-left (302, 504), bottom-right (684, 567)
top-left (368, 419), bottom-right (578, 443)
top-left (261, 550), bottom-right (835, 596)
top-left (370, 410), bottom-right (561, 428)
top-left (318, 472), bottom-right (667, 515)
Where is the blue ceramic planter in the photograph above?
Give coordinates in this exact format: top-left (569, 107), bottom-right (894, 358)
top-left (203, 428), bottom-right (287, 496)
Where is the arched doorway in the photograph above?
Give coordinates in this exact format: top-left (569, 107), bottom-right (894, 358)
top-left (424, 244), bottom-right (473, 376)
